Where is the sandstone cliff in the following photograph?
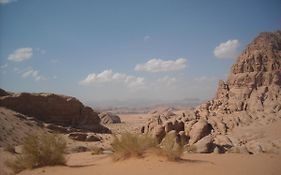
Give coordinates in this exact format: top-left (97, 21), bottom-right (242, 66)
top-left (143, 30), bottom-right (281, 154)
top-left (0, 90), bottom-right (110, 133)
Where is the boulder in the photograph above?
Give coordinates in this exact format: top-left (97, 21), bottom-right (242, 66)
top-left (190, 135), bottom-right (215, 153)
top-left (86, 134), bottom-right (101, 142)
top-left (0, 88), bottom-right (10, 97)
top-left (213, 135), bottom-right (233, 152)
top-left (164, 121), bottom-right (174, 133)
top-left (189, 119), bottom-right (213, 144)
top-left (68, 132), bottom-right (87, 141)
top-left (98, 112), bottom-right (121, 124)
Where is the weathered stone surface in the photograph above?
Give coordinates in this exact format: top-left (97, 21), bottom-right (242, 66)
top-left (190, 135), bottom-right (215, 153)
top-left (68, 132), bottom-right (101, 142)
top-left (152, 125), bottom-right (166, 143)
top-left (0, 92), bottom-right (110, 133)
top-left (189, 119), bottom-right (213, 144)
top-left (68, 132), bottom-right (87, 141)
top-left (86, 135), bottom-right (101, 142)
top-left (0, 88), bottom-right (10, 97)
top-left (98, 112), bottom-right (121, 124)
top-left (142, 30), bottom-right (281, 154)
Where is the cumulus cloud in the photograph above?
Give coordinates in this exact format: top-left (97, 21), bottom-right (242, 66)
top-left (214, 39), bottom-right (239, 59)
top-left (79, 70), bottom-right (145, 88)
top-left (0, 0), bottom-right (17, 4)
top-left (157, 76), bottom-right (177, 86)
top-left (8, 48), bottom-right (33, 62)
top-left (21, 68), bottom-right (45, 81)
top-left (135, 58), bottom-right (187, 72)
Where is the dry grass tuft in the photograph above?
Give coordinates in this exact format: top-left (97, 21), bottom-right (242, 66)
top-left (111, 132), bottom-right (183, 161)
top-left (159, 132), bottom-right (184, 161)
top-left (111, 133), bottom-right (158, 161)
top-left (6, 134), bottom-right (66, 173)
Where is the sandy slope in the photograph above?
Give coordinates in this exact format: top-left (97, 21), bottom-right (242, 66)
top-left (18, 152), bottom-right (281, 175)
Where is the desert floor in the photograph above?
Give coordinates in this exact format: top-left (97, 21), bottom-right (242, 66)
top-left (2, 113), bottom-right (281, 175)
top-left (18, 152), bottom-right (281, 175)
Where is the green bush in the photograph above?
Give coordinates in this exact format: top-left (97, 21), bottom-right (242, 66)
top-left (6, 134), bottom-right (66, 173)
top-left (111, 133), bottom-right (158, 160)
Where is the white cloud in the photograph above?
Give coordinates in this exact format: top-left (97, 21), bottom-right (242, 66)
top-left (135, 58), bottom-right (187, 72)
top-left (144, 35), bottom-right (151, 41)
top-left (157, 76), bottom-right (177, 86)
top-left (8, 48), bottom-right (33, 62)
top-left (21, 68), bottom-right (45, 81)
top-left (214, 39), bottom-right (239, 59)
top-left (0, 0), bottom-right (17, 4)
top-left (79, 70), bottom-right (145, 88)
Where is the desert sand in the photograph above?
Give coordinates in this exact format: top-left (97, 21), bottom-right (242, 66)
top-left (16, 152), bottom-right (281, 175)
top-left (1, 114), bottom-right (279, 175)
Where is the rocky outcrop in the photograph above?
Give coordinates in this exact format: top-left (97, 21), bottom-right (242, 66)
top-left (0, 92), bottom-right (110, 133)
top-left (142, 30), bottom-right (281, 154)
top-left (198, 31), bottom-right (281, 125)
top-left (98, 112), bottom-right (121, 124)
top-left (68, 132), bottom-right (101, 142)
top-left (0, 89), bottom-right (10, 97)
top-left (188, 119), bottom-right (212, 144)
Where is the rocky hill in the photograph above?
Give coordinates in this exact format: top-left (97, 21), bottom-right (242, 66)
top-left (0, 90), bottom-right (110, 133)
top-left (143, 30), bottom-right (281, 154)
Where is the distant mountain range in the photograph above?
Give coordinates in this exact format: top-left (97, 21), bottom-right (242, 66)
top-left (86, 97), bottom-right (202, 113)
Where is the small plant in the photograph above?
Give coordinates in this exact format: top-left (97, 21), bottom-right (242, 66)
top-left (111, 132), bottom-right (184, 161)
top-left (160, 132), bottom-right (183, 161)
top-left (111, 133), bottom-right (158, 160)
top-left (6, 134), bottom-right (66, 173)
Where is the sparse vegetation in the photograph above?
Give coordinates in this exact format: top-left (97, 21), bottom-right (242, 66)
top-left (111, 133), bottom-right (158, 160)
top-left (159, 132), bottom-right (184, 161)
top-left (6, 134), bottom-right (66, 173)
top-left (111, 132), bottom-right (183, 161)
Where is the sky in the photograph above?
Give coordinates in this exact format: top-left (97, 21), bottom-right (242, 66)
top-left (0, 0), bottom-right (281, 106)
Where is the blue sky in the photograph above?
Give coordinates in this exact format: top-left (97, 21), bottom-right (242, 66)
top-left (0, 0), bottom-right (281, 105)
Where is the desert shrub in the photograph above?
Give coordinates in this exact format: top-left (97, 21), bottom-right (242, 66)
top-left (111, 132), bottom-right (184, 161)
top-left (159, 132), bottom-right (184, 161)
top-left (6, 134), bottom-right (66, 173)
top-left (111, 133), bottom-right (158, 160)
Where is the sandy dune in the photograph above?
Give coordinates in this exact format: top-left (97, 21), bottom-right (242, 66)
top-left (18, 152), bottom-right (281, 175)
